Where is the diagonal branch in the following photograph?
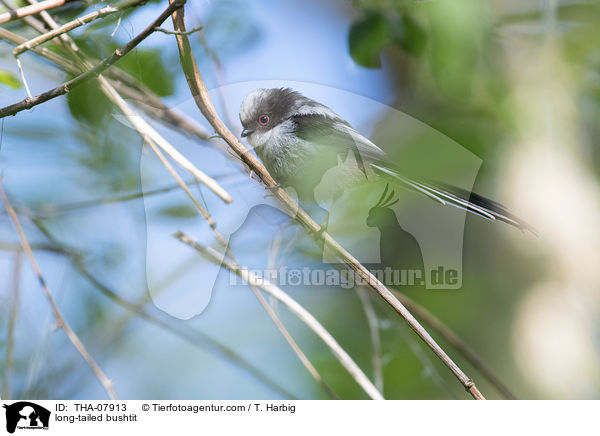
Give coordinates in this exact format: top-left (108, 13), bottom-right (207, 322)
top-left (0, 0), bottom-right (67, 24)
top-left (169, 2), bottom-right (485, 400)
top-left (0, 181), bottom-right (117, 400)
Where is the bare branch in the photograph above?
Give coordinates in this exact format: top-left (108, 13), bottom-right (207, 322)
top-left (0, 181), bottom-right (117, 399)
top-left (0, 0), bottom-right (47, 32)
top-left (154, 25), bottom-right (202, 36)
top-left (170, 3), bottom-right (485, 400)
top-left (0, 0), bottom-right (67, 25)
top-left (141, 129), bottom-right (226, 243)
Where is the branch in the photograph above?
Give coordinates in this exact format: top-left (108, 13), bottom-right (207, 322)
top-left (0, 0), bottom-right (67, 24)
top-left (170, 2), bottom-right (485, 400)
top-left (175, 231), bottom-right (383, 400)
top-left (0, 0), bottom-right (47, 32)
top-left (141, 127), bottom-right (225, 242)
top-left (0, 181), bottom-right (117, 399)
top-left (13, 0), bottom-right (147, 56)
top-left (0, 0), bottom-right (186, 118)
top-left (154, 25), bottom-right (202, 36)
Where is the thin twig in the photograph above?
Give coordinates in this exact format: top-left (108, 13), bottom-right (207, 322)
top-left (15, 58), bottom-right (32, 98)
top-left (33, 175), bottom-right (238, 217)
top-left (22, 0), bottom-right (230, 206)
top-left (0, 181), bottom-right (117, 400)
top-left (13, 0), bottom-right (147, 56)
top-left (141, 131), bottom-right (225, 243)
top-left (23, 0), bottom-right (81, 54)
top-left (154, 25), bottom-right (202, 35)
top-left (356, 287), bottom-right (384, 393)
top-left (0, 0), bottom-right (67, 24)
top-left (0, 0), bottom-right (47, 32)
top-left (170, 3), bottom-right (485, 400)
top-left (0, 0), bottom-right (186, 118)
top-left (0, 27), bottom-right (79, 75)
top-left (175, 231), bottom-right (383, 400)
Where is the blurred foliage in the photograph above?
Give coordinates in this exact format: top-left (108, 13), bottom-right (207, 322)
top-left (349, 8), bottom-right (425, 68)
top-left (71, 34), bottom-right (176, 98)
top-left (0, 69), bottom-right (21, 89)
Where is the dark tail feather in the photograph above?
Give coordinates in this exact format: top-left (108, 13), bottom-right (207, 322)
top-left (372, 163), bottom-right (535, 234)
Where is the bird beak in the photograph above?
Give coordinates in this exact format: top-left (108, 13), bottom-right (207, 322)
top-left (241, 128), bottom-right (254, 138)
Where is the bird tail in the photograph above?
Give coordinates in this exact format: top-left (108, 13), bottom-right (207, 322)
top-left (371, 163), bottom-right (535, 233)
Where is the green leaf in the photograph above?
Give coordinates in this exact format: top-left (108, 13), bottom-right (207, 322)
top-left (117, 48), bottom-right (176, 97)
top-left (71, 35), bottom-right (176, 97)
top-left (67, 79), bottom-right (112, 124)
top-left (0, 70), bottom-right (22, 90)
top-left (392, 14), bottom-right (427, 56)
top-left (349, 13), bottom-right (391, 69)
top-left (158, 204), bottom-right (198, 218)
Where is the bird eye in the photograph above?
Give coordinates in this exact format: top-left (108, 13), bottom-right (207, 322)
top-left (258, 114), bottom-right (270, 126)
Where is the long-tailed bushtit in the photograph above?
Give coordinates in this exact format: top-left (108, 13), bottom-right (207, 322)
top-left (239, 87), bottom-right (528, 230)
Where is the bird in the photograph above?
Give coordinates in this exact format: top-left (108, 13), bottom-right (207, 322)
top-left (239, 87), bottom-right (531, 231)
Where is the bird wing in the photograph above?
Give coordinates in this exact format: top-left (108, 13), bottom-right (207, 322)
top-left (290, 113), bottom-right (386, 177)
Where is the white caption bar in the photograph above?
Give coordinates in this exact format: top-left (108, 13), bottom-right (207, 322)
top-left (0, 400), bottom-right (596, 435)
